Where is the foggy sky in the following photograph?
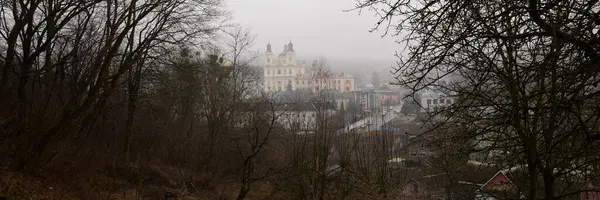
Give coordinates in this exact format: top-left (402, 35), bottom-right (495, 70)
top-left (226, 0), bottom-right (401, 72)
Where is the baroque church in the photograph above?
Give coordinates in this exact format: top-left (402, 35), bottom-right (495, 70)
top-left (262, 42), bottom-right (355, 93)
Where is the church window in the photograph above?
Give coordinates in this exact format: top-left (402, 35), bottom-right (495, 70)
top-left (278, 70), bottom-right (281, 75)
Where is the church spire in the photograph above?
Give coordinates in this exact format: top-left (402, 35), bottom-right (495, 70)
top-left (284, 44), bottom-right (288, 52)
top-left (266, 42), bottom-right (272, 53)
top-left (288, 39), bottom-right (294, 52)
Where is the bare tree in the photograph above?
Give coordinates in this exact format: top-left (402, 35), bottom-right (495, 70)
top-left (232, 96), bottom-right (286, 200)
top-left (353, 0), bottom-right (600, 199)
top-left (0, 0), bottom-right (225, 169)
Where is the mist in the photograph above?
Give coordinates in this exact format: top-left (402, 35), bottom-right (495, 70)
top-left (226, 0), bottom-right (400, 73)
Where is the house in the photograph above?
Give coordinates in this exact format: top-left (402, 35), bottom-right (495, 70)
top-left (275, 101), bottom-right (336, 134)
top-left (375, 89), bottom-right (400, 106)
top-left (580, 184), bottom-right (600, 200)
top-left (476, 171), bottom-right (519, 199)
top-left (412, 160), bottom-right (502, 199)
top-left (419, 85), bottom-right (456, 113)
top-left (400, 177), bottom-right (429, 199)
top-left (425, 161), bottom-right (600, 200)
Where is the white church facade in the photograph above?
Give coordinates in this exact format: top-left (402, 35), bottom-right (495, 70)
top-left (262, 42), bottom-right (355, 93)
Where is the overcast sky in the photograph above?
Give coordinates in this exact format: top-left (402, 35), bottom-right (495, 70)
top-left (226, 0), bottom-right (401, 72)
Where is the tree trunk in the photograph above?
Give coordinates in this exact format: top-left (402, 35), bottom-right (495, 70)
top-left (236, 185), bottom-right (250, 200)
top-left (543, 170), bottom-right (555, 200)
top-left (525, 136), bottom-right (538, 200)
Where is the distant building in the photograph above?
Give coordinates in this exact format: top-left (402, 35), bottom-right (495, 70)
top-left (349, 84), bottom-right (402, 112)
top-left (262, 42), bottom-right (355, 93)
top-left (419, 86), bottom-right (456, 113)
top-left (276, 101), bottom-right (337, 135)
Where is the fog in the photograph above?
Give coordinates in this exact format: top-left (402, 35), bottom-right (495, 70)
top-left (226, 0), bottom-right (400, 73)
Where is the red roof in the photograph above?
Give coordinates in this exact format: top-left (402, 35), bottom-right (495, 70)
top-left (581, 191), bottom-right (600, 200)
top-left (482, 171), bottom-right (518, 195)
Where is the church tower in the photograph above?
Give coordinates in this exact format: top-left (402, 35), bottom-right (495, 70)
top-left (264, 42), bottom-right (274, 66)
top-left (286, 40), bottom-right (296, 66)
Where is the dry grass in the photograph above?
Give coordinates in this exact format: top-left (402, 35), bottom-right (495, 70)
top-left (0, 168), bottom-right (283, 200)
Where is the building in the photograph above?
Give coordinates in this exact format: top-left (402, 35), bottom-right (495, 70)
top-left (262, 42), bottom-right (355, 93)
top-left (276, 101), bottom-right (337, 134)
top-left (419, 86), bottom-right (456, 113)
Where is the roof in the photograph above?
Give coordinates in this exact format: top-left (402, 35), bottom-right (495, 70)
top-left (270, 90), bottom-right (313, 102)
top-left (384, 120), bottom-right (425, 135)
top-left (276, 102), bottom-right (337, 112)
top-left (463, 161), bottom-right (500, 184)
top-left (481, 171), bottom-right (519, 199)
top-left (358, 130), bottom-right (397, 137)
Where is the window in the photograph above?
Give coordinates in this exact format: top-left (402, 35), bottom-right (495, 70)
top-left (433, 99), bottom-right (438, 104)
top-left (427, 99), bottom-right (432, 105)
top-left (338, 80), bottom-right (341, 84)
top-left (278, 86), bottom-right (281, 90)
top-left (289, 57), bottom-right (291, 61)
top-left (289, 69), bottom-right (292, 74)
top-left (267, 58), bottom-right (270, 63)
top-left (277, 81), bottom-right (281, 85)
top-left (447, 99), bottom-right (452, 104)
top-left (346, 87), bottom-right (350, 91)
top-left (278, 70), bottom-right (281, 75)
top-left (296, 80), bottom-right (299, 85)
top-left (346, 80), bottom-right (350, 84)
top-left (267, 70), bottom-right (270, 75)
top-left (267, 86), bottom-right (270, 90)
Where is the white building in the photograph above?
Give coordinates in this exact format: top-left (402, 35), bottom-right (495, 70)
top-left (276, 102), bottom-right (336, 134)
top-left (262, 42), bottom-right (355, 93)
top-left (419, 86), bottom-right (455, 113)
